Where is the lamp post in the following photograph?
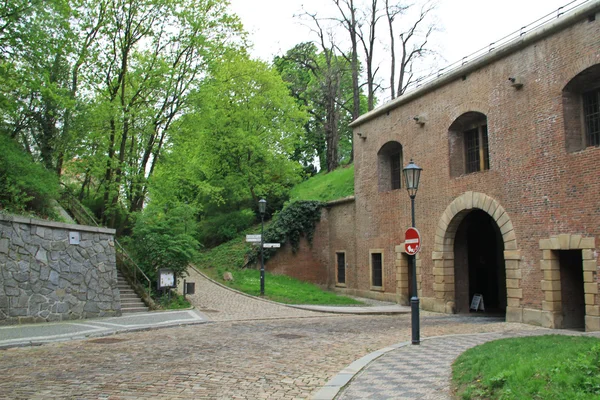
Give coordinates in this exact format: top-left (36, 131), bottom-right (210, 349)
top-left (403, 159), bottom-right (422, 345)
top-left (258, 198), bottom-right (267, 296)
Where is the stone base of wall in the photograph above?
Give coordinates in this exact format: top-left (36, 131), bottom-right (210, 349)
top-left (332, 287), bottom-right (397, 303)
top-left (0, 214), bottom-right (121, 325)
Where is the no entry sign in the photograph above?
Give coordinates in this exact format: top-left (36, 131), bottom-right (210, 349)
top-left (405, 227), bottom-right (421, 255)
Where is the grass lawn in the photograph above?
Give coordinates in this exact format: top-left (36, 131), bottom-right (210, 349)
top-left (194, 222), bottom-right (362, 305)
top-left (199, 266), bottom-right (362, 305)
top-left (452, 335), bottom-right (600, 400)
top-left (289, 164), bottom-right (354, 202)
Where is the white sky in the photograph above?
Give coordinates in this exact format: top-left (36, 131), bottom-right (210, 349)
top-left (229, 0), bottom-right (585, 66)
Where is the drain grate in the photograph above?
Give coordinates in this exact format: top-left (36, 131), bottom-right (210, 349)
top-left (88, 338), bottom-right (128, 344)
top-left (273, 333), bottom-right (305, 340)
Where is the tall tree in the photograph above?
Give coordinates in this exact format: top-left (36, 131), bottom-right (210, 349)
top-left (151, 51), bottom-right (307, 215)
top-left (276, 38), bottom-right (356, 173)
top-left (387, 0), bottom-right (436, 98)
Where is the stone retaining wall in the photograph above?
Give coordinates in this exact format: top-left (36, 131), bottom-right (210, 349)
top-left (0, 214), bottom-right (121, 324)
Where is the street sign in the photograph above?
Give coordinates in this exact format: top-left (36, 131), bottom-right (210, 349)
top-left (404, 227), bottom-right (421, 255)
top-left (263, 243), bottom-right (281, 248)
top-left (246, 234), bottom-right (262, 243)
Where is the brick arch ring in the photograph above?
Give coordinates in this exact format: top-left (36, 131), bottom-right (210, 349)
top-left (430, 191), bottom-right (523, 321)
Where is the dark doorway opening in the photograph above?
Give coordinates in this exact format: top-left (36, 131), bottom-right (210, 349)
top-left (559, 250), bottom-right (585, 330)
top-left (454, 210), bottom-right (506, 315)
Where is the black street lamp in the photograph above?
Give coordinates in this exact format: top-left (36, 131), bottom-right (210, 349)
top-left (403, 159), bottom-right (422, 345)
top-left (258, 198), bottom-right (267, 296)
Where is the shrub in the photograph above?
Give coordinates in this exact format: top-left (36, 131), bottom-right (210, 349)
top-left (246, 200), bottom-right (322, 266)
top-left (131, 204), bottom-right (199, 282)
top-left (197, 209), bottom-right (256, 248)
top-left (0, 134), bottom-right (59, 217)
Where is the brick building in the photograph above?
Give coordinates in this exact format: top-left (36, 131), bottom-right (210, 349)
top-left (267, 1), bottom-right (600, 331)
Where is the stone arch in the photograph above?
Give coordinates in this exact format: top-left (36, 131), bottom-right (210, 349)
top-left (431, 192), bottom-right (522, 322)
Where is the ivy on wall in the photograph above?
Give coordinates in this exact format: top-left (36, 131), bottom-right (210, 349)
top-left (246, 200), bottom-right (323, 266)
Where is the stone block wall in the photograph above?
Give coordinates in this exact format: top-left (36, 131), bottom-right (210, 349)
top-left (0, 214), bottom-right (121, 324)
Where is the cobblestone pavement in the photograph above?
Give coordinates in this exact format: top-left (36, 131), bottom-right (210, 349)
top-left (335, 329), bottom-right (600, 400)
top-left (0, 313), bottom-right (543, 399)
top-left (181, 267), bottom-right (322, 321)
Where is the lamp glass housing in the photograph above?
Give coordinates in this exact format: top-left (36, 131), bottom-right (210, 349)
top-left (258, 199), bottom-right (267, 215)
top-left (403, 160), bottom-right (422, 198)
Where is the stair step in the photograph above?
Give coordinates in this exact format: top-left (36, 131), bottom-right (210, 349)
top-left (116, 271), bottom-right (149, 312)
top-left (121, 307), bottom-right (149, 313)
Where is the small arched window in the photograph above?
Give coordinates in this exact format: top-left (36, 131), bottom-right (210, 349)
top-left (377, 141), bottom-right (403, 192)
top-left (563, 64), bottom-right (600, 152)
top-left (448, 112), bottom-right (489, 177)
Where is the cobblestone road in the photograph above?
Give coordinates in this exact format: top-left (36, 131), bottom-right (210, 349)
top-left (0, 314), bottom-right (539, 399)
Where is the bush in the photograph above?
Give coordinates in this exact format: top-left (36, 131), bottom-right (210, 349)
top-left (246, 200), bottom-right (322, 266)
top-left (131, 204), bottom-right (199, 282)
top-left (197, 209), bottom-right (256, 248)
top-left (0, 134), bottom-right (59, 217)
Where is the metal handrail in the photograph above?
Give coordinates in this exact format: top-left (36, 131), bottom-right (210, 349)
top-left (114, 239), bottom-right (152, 298)
top-left (58, 187), bottom-right (152, 298)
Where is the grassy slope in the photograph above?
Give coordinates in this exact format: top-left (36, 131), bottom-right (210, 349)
top-left (194, 164), bottom-right (360, 305)
top-left (289, 164), bottom-right (354, 202)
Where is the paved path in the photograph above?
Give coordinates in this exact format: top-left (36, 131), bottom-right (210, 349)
top-left (0, 309), bottom-right (206, 349)
top-left (2, 269), bottom-right (598, 399)
top-left (181, 267), bottom-right (408, 319)
top-left (316, 329), bottom-right (600, 400)
top-left (0, 312), bottom-right (539, 399)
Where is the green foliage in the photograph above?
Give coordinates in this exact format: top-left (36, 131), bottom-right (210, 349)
top-left (131, 204), bottom-right (199, 281)
top-left (452, 335), bottom-right (600, 400)
top-left (197, 209), bottom-right (256, 248)
top-left (157, 292), bottom-right (191, 310)
top-left (150, 49), bottom-right (306, 224)
top-left (195, 228), bottom-right (256, 271)
top-left (289, 165), bottom-right (354, 202)
top-left (201, 266), bottom-right (362, 305)
top-left (0, 134), bottom-right (59, 217)
top-left (247, 200), bottom-right (323, 265)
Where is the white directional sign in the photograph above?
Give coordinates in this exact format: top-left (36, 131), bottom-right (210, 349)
top-left (263, 243), bottom-right (281, 248)
top-left (246, 234), bottom-right (262, 243)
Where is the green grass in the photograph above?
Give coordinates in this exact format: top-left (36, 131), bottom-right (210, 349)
top-left (452, 335), bottom-right (600, 400)
top-left (289, 164), bottom-right (354, 202)
top-left (158, 292), bottom-right (191, 309)
top-left (199, 266), bottom-right (362, 305)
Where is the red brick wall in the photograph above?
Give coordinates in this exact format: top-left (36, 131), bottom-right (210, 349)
top-left (351, 13), bottom-right (600, 307)
top-left (265, 208), bottom-right (331, 285)
top-left (265, 11), bottom-right (600, 309)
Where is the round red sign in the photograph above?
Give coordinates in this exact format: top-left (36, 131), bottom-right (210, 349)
top-left (405, 227), bottom-right (421, 255)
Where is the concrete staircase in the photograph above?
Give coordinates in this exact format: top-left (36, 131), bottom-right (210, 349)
top-left (117, 271), bottom-right (149, 314)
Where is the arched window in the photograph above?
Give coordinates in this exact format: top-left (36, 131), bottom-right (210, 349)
top-left (563, 64), bottom-right (600, 152)
top-left (448, 112), bottom-right (489, 177)
top-left (377, 141), bottom-right (403, 192)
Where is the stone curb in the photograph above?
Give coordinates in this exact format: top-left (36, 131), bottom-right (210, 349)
top-left (312, 328), bottom-right (599, 400)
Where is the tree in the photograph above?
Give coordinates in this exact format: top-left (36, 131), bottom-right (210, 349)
top-left (149, 50), bottom-right (307, 219)
top-left (387, 0), bottom-right (436, 98)
top-left (328, 0), bottom-right (438, 106)
top-left (276, 34), bottom-right (357, 172)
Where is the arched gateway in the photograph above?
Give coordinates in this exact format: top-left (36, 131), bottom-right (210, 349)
top-left (431, 192), bottom-right (523, 322)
